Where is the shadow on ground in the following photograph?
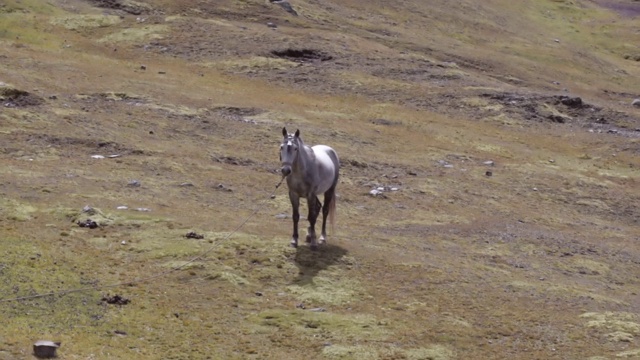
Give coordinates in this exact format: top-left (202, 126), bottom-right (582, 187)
top-left (292, 244), bottom-right (348, 285)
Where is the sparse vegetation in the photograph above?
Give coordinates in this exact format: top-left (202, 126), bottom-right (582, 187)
top-left (1, 0), bottom-right (639, 359)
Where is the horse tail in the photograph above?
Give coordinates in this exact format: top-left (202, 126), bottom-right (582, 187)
top-left (328, 189), bottom-right (337, 235)
top-left (329, 154), bottom-right (339, 236)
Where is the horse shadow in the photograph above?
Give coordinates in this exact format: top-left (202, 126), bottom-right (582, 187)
top-left (291, 243), bottom-right (348, 286)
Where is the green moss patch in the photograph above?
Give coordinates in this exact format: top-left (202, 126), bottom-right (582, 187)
top-left (253, 309), bottom-right (390, 341)
top-left (0, 199), bottom-right (37, 221)
top-left (98, 24), bottom-right (168, 43)
top-left (50, 15), bottom-right (122, 30)
top-left (581, 312), bottom-right (640, 342)
top-left (321, 343), bottom-right (455, 359)
top-left (287, 273), bottom-right (366, 306)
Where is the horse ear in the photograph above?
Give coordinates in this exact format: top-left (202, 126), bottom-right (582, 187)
top-left (294, 129), bottom-right (300, 138)
top-left (282, 127), bottom-right (287, 137)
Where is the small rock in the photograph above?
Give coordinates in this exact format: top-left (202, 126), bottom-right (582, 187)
top-left (270, 195), bottom-right (276, 199)
top-left (483, 160), bottom-right (495, 166)
top-left (82, 205), bottom-right (96, 214)
top-left (77, 219), bottom-right (98, 229)
top-left (114, 330), bottom-right (127, 336)
top-left (185, 231), bottom-right (204, 239)
top-left (140, 65), bottom-right (146, 70)
top-left (121, 240), bottom-right (126, 245)
top-left (48, 95), bottom-right (57, 100)
top-left (102, 294), bottom-right (131, 305)
top-left (255, 291), bottom-right (263, 296)
top-left (443, 164), bottom-right (454, 168)
top-left (179, 182), bottom-right (194, 187)
top-left (134, 207), bottom-right (151, 212)
top-left (275, 213), bottom-right (289, 219)
top-left (309, 307), bottom-right (326, 312)
top-left (560, 96), bottom-right (582, 107)
top-left (270, 0), bottom-right (298, 16)
top-left (267, 22), bottom-right (277, 28)
top-left (217, 184), bottom-right (233, 192)
top-left (127, 180), bottom-right (141, 187)
top-left (33, 340), bottom-right (60, 359)
top-left (369, 189), bottom-right (382, 196)
top-left (116, 206), bottom-right (128, 210)
top-left (485, 171), bottom-right (492, 177)
top-left (91, 155), bottom-right (105, 159)
top-left (632, 99), bottom-right (640, 107)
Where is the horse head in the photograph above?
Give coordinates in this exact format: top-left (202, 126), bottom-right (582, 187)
top-left (280, 127), bottom-right (301, 177)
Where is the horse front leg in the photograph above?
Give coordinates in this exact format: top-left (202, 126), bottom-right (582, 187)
top-left (289, 193), bottom-right (300, 248)
top-left (306, 196), bottom-right (322, 250)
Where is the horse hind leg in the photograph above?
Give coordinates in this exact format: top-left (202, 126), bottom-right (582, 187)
top-left (319, 187), bottom-right (335, 245)
top-left (306, 196), bottom-right (322, 250)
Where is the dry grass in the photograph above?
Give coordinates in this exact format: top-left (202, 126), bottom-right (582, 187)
top-left (1, 0), bottom-right (639, 359)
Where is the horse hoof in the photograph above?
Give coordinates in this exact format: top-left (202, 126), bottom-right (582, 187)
top-left (290, 242), bottom-right (298, 248)
top-left (310, 244), bottom-right (319, 251)
top-left (305, 234), bottom-right (312, 243)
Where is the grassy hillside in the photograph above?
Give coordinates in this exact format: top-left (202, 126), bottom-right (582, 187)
top-left (1, 0), bottom-right (639, 359)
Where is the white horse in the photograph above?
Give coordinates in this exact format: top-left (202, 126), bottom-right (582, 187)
top-left (279, 127), bottom-right (340, 250)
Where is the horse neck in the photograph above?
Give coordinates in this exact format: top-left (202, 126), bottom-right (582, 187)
top-left (293, 138), bottom-right (312, 171)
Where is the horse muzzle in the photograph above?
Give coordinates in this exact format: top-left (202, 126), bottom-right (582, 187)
top-left (281, 165), bottom-right (292, 177)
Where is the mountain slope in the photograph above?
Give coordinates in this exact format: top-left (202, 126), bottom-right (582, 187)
top-left (1, 0), bottom-right (639, 359)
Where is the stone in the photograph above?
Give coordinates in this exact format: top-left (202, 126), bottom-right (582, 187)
top-left (269, 0), bottom-right (298, 16)
top-left (33, 341), bottom-right (60, 359)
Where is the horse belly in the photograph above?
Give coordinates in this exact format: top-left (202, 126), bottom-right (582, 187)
top-left (312, 145), bottom-right (338, 195)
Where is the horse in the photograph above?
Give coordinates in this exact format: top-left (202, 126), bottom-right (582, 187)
top-left (279, 127), bottom-right (340, 250)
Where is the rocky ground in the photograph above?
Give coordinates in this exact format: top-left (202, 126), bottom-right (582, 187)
top-left (1, 0), bottom-right (639, 359)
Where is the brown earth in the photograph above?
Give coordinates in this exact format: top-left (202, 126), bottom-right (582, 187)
top-left (1, 0), bottom-right (639, 359)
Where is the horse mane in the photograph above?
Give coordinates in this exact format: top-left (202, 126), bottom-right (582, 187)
top-left (294, 135), bottom-right (316, 162)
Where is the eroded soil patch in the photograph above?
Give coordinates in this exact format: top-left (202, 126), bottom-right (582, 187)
top-left (86, 0), bottom-right (152, 15)
top-left (1, 88), bottom-right (44, 107)
top-left (270, 48), bottom-right (333, 63)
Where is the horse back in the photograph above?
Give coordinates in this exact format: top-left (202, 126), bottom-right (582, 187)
top-left (311, 145), bottom-right (339, 194)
